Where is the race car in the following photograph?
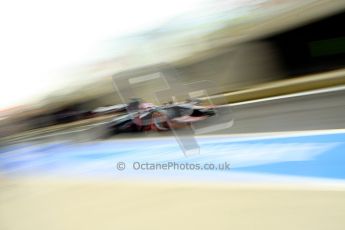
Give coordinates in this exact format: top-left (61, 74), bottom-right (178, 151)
top-left (101, 99), bottom-right (216, 136)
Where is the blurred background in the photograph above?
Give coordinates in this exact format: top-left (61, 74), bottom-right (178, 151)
top-left (1, 0), bottom-right (345, 138)
top-left (0, 0), bottom-right (345, 230)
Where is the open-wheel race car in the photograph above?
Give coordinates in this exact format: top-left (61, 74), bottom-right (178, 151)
top-left (100, 99), bottom-right (216, 136)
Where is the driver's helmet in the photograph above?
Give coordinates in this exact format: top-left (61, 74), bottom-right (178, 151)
top-left (127, 98), bottom-right (142, 112)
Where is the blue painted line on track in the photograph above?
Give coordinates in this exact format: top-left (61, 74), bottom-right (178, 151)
top-left (0, 132), bottom-right (344, 180)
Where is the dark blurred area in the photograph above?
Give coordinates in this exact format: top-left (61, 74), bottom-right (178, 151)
top-left (268, 11), bottom-right (345, 76)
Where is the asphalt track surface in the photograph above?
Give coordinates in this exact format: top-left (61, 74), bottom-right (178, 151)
top-left (214, 85), bottom-right (345, 134)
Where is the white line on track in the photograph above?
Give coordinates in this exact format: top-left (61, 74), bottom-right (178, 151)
top-left (195, 128), bottom-right (345, 142)
top-left (89, 128), bottom-right (345, 144)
